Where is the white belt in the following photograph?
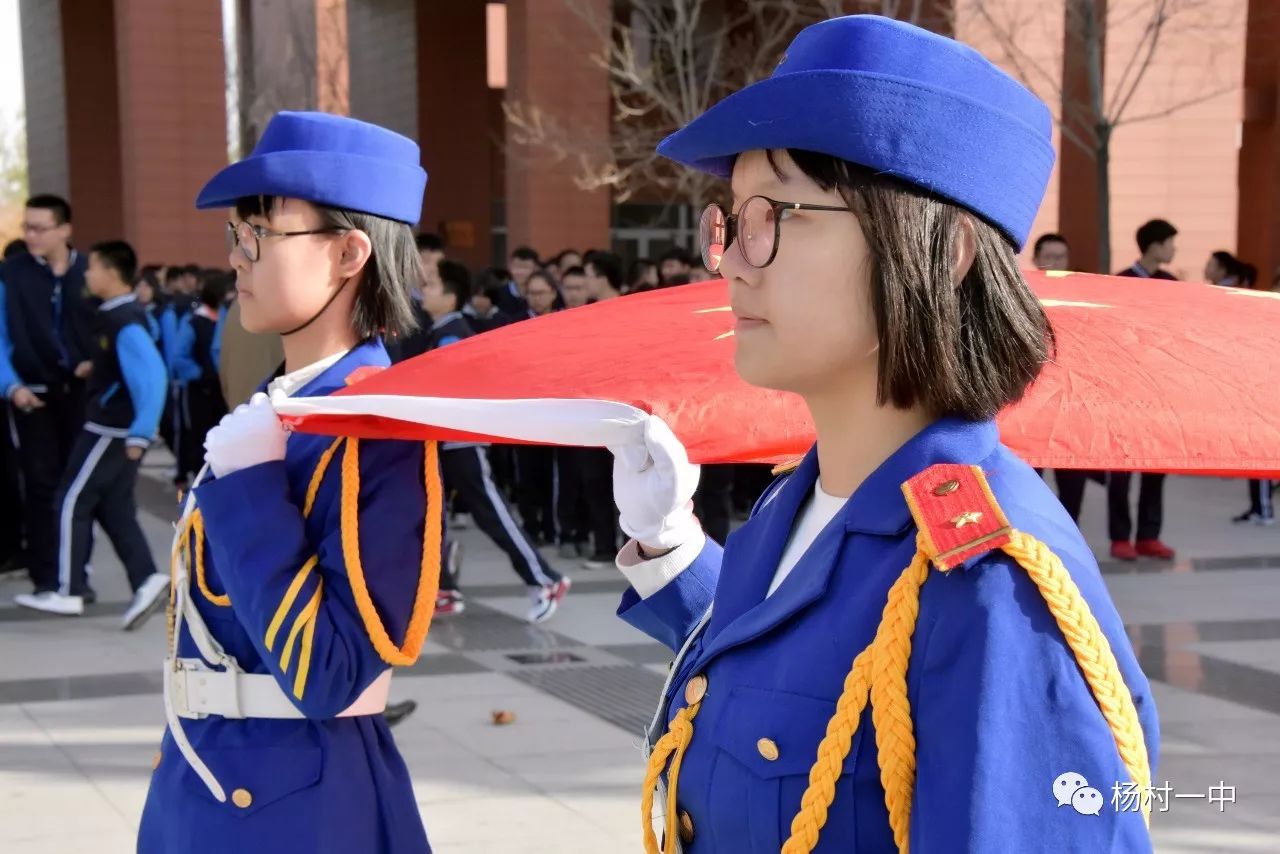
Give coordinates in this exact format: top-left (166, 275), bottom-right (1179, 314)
top-left (163, 463), bottom-right (393, 804)
top-left (169, 658), bottom-right (392, 720)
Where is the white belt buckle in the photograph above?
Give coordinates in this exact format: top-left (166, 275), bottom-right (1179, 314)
top-left (168, 662), bottom-right (199, 719)
top-left (175, 660), bottom-right (244, 719)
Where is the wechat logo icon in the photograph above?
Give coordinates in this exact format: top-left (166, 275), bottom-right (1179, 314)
top-left (1054, 771), bottom-right (1104, 816)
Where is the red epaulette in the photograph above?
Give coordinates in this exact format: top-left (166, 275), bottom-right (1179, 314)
top-left (900, 464), bottom-right (1013, 572)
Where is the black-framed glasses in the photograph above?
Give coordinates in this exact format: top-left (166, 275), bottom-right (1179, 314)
top-left (225, 221), bottom-right (347, 263)
top-left (698, 196), bottom-right (853, 272)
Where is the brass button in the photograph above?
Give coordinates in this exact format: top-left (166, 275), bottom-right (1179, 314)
top-left (756, 737), bottom-right (780, 761)
top-left (933, 479), bottom-right (960, 496)
top-left (684, 674), bottom-right (708, 705)
top-left (678, 809), bottom-right (695, 844)
top-left (151, 751), bottom-right (162, 770)
top-left (231, 788), bottom-right (253, 809)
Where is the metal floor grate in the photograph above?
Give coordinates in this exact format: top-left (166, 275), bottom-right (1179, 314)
top-left (509, 664), bottom-right (665, 736)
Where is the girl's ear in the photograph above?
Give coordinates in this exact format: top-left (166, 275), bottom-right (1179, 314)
top-left (336, 228), bottom-right (373, 282)
top-left (951, 214), bottom-right (977, 286)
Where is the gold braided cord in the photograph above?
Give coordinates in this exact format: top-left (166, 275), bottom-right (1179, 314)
top-left (866, 551), bottom-right (930, 852)
top-left (1001, 531), bottom-right (1152, 825)
top-left (641, 529), bottom-right (1152, 853)
top-left (339, 437), bottom-right (443, 666)
top-left (641, 701), bottom-right (702, 854)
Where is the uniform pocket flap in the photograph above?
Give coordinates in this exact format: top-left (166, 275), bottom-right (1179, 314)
top-left (711, 685), bottom-right (858, 779)
top-left (183, 746), bottom-right (322, 816)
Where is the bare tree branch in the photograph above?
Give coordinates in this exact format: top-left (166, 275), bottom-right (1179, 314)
top-left (509, 0), bottom-right (840, 215)
top-left (1106, 0), bottom-right (1168, 124)
top-left (1117, 81), bottom-right (1237, 126)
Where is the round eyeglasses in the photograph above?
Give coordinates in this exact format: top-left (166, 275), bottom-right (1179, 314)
top-left (698, 196), bottom-right (853, 273)
top-left (225, 220), bottom-right (347, 263)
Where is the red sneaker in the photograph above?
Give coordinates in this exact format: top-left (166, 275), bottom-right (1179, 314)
top-left (1110, 541), bottom-right (1139, 561)
top-left (1135, 539), bottom-right (1175, 560)
top-left (434, 591), bottom-right (466, 617)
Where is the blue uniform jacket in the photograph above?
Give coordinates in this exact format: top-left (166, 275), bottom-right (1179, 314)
top-left (619, 417), bottom-right (1159, 853)
top-left (139, 340), bottom-right (433, 854)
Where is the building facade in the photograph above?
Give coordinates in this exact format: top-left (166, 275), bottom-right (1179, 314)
top-left (18, 0), bottom-right (1278, 282)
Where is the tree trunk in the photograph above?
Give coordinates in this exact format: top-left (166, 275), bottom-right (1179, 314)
top-left (1095, 129), bottom-right (1111, 274)
top-left (236, 0), bottom-right (257, 157)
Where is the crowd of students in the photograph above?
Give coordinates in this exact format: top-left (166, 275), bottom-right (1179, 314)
top-left (386, 237), bottom-right (774, 620)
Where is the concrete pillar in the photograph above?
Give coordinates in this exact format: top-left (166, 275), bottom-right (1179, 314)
top-left (18, 0), bottom-right (70, 199)
top-left (504, 0), bottom-right (611, 261)
top-left (347, 0), bottom-right (417, 141)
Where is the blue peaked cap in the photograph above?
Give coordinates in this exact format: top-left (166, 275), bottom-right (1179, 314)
top-left (197, 111), bottom-right (427, 225)
top-left (656, 16), bottom-right (1055, 249)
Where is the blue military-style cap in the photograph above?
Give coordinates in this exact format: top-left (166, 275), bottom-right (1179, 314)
top-left (656, 15), bottom-right (1055, 249)
top-left (197, 111), bottom-right (428, 226)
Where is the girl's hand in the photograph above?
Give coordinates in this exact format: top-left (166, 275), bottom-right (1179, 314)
top-left (607, 415), bottom-right (701, 552)
top-left (204, 392), bottom-right (288, 478)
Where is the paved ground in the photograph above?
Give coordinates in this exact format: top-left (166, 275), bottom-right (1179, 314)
top-left (1, 452), bottom-right (1278, 852)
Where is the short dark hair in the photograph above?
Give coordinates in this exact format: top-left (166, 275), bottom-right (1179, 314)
top-left (511, 246), bottom-right (540, 263)
top-left (437, 259), bottom-right (472, 310)
top-left (89, 240), bottom-right (138, 283)
top-left (525, 269), bottom-right (559, 293)
top-left (561, 265), bottom-right (586, 279)
top-left (1136, 219), bottom-right (1177, 253)
top-left (1033, 233), bottom-right (1068, 256)
top-left (416, 232), bottom-right (444, 253)
top-left (1240, 261), bottom-right (1258, 287)
top-left (200, 270), bottom-right (233, 309)
top-left (163, 266), bottom-right (185, 285)
top-left (585, 251), bottom-right (624, 291)
top-left (659, 246), bottom-right (693, 267)
top-left (236, 195), bottom-right (421, 338)
top-left (780, 149), bottom-right (1051, 421)
top-left (1210, 250), bottom-right (1238, 275)
top-left (135, 264), bottom-right (162, 290)
top-left (26, 194), bottom-right (72, 225)
top-left (475, 267), bottom-right (511, 297)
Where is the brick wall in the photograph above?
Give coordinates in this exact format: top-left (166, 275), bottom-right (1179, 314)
top-left (504, 0), bottom-right (611, 260)
top-left (113, 0), bottom-right (230, 266)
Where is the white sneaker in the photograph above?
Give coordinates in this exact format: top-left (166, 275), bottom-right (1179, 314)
top-left (122, 573), bottom-right (170, 631)
top-left (526, 578), bottom-right (571, 624)
top-left (14, 590), bottom-right (84, 616)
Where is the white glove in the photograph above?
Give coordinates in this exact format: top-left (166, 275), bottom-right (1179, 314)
top-left (204, 392), bottom-right (288, 479)
top-left (607, 415), bottom-right (701, 551)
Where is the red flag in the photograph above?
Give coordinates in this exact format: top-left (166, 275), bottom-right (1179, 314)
top-left (275, 272), bottom-right (1280, 477)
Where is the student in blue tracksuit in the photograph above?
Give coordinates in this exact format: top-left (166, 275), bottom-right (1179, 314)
top-left (397, 259), bottom-right (569, 623)
top-left (12, 240), bottom-right (170, 623)
top-left (158, 266), bottom-right (196, 483)
top-left (0, 195), bottom-right (98, 600)
top-left (605, 16), bottom-right (1158, 853)
top-left (139, 111), bottom-right (438, 853)
top-left (171, 274), bottom-right (231, 481)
